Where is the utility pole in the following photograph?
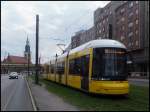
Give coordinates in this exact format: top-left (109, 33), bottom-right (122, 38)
top-left (35, 14), bottom-right (39, 84)
top-left (39, 56), bottom-right (41, 75)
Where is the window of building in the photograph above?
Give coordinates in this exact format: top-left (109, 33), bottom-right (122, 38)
top-left (110, 11), bottom-right (112, 15)
top-left (129, 43), bottom-right (131, 47)
top-left (121, 8), bottom-right (125, 13)
top-left (136, 19), bottom-right (138, 24)
top-left (103, 19), bottom-right (105, 24)
top-left (136, 40), bottom-right (139, 46)
top-left (136, 9), bottom-right (138, 14)
top-left (129, 2), bottom-right (134, 8)
top-left (97, 24), bottom-right (99, 29)
top-left (99, 29), bottom-right (101, 34)
top-left (121, 35), bottom-right (125, 41)
top-left (122, 26), bottom-right (125, 30)
top-left (128, 32), bottom-right (133, 37)
top-left (135, 30), bottom-right (138, 35)
top-left (107, 18), bottom-right (108, 22)
top-left (129, 12), bottom-right (133, 18)
top-left (121, 17), bottom-right (125, 22)
top-left (103, 27), bottom-right (105, 32)
top-left (128, 22), bottom-right (133, 27)
top-left (99, 22), bottom-right (101, 26)
top-left (106, 33), bottom-right (109, 38)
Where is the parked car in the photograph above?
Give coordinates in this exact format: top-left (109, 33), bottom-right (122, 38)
top-left (9, 72), bottom-right (18, 79)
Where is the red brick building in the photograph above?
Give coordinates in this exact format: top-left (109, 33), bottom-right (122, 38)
top-left (1, 38), bottom-right (32, 74)
top-left (3, 55), bottom-right (30, 64)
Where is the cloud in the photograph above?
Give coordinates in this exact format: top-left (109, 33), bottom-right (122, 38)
top-left (1, 1), bottom-right (110, 63)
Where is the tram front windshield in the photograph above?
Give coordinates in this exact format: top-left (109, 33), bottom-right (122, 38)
top-left (92, 48), bottom-right (127, 80)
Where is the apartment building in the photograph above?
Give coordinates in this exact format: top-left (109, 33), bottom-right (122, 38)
top-left (70, 1), bottom-right (149, 77)
top-left (71, 27), bottom-right (95, 49)
top-left (115, 1), bottom-right (149, 76)
top-left (94, 1), bottom-right (123, 39)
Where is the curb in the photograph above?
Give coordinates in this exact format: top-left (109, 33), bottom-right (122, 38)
top-left (25, 77), bottom-right (37, 111)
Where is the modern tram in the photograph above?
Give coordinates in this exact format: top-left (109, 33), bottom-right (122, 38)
top-left (43, 39), bottom-right (129, 95)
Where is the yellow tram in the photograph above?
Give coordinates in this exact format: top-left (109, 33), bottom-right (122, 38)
top-left (43, 39), bottom-right (129, 95)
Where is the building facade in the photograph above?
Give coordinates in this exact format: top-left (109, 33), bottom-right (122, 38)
top-left (94, 1), bottom-right (123, 39)
top-left (70, 1), bottom-right (149, 77)
top-left (71, 27), bottom-right (96, 49)
top-left (115, 1), bottom-right (149, 77)
top-left (71, 30), bottom-right (83, 49)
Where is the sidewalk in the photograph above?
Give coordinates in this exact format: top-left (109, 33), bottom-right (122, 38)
top-left (27, 78), bottom-right (79, 111)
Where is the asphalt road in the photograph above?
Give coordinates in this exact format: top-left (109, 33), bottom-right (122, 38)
top-left (128, 78), bottom-right (149, 87)
top-left (1, 74), bottom-right (33, 111)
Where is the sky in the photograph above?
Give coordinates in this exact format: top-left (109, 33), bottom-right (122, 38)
top-left (1, 1), bottom-right (110, 64)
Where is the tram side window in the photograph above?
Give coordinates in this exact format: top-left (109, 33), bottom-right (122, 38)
top-left (80, 55), bottom-right (89, 77)
top-left (69, 58), bottom-right (81, 75)
top-left (49, 65), bottom-right (51, 74)
top-left (69, 59), bottom-right (75, 74)
top-left (46, 65), bottom-right (49, 74)
top-left (56, 62), bottom-right (65, 75)
top-left (69, 55), bottom-right (89, 75)
top-left (92, 49), bottom-right (104, 79)
top-left (51, 64), bottom-right (54, 74)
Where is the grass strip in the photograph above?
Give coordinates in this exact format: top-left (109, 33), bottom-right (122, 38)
top-left (30, 76), bottom-right (149, 111)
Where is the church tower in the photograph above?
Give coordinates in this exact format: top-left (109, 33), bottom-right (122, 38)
top-left (24, 37), bottom-right (31, 62)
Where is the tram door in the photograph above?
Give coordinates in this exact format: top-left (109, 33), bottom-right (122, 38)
top-left (81, 55), bottom-right (89, 91)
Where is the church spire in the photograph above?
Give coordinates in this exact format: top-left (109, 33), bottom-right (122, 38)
top-left (24, 36), bottom-right (31, 62)
top-left (26, 36), bottom-right (29, 45)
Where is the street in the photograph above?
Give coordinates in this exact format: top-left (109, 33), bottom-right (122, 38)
top-left (1, 74), bottom-right (33, 111)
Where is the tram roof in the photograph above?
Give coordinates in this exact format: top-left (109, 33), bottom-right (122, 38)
top-left (51, 39), bottom-right (126, 60)
top-left (69, 39), bottom-right (126, 54)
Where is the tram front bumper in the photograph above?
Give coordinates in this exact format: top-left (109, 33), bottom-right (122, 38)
top-left (89, 81), bottom-right (129, 95)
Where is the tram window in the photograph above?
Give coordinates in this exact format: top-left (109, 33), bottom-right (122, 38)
top-left (56, 62), bottom-right (64, 75)
top-left (69, 58), bottom-right (81, 75)
top-left (69, 59), bottom-right (74, 74)
top-left (51, 64), bottom-right (54, 73)
top-left (80, 55), bottom-right (89, 77)
top-left (92, 48), bottom-right (127, 80)
top-left (46, 65), bottom-right (49, 74)
top-left (69, 55), bottom-right (89, 75)
top-left (92, 49), bottom-right (104, 79)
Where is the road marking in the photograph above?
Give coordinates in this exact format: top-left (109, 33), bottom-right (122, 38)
top-left (2, 80), bottom-right (18, 111)
top-left (25, 77), bottom-right (37, 111)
